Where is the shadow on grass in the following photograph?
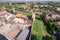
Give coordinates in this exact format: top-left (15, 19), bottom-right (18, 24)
top-left (31, 34), bottom-right (38, 40)
top-left (35, 16), bottom-right (53, 35)
top-left (42, 35), bottom-right (56, 40)
top-left (31, 34), bottom-right (42, 40)
top-left (42, 18), bottom-right (53, 35)
top-left (40, 16), bottom-right (59, 40)
top-left (35, 16), bottom-right (42, 21)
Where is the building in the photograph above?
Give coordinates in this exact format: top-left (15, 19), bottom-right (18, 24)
top-left (30, 9), bottom-right (35, 22)
top-left (46, 15), bottom-right (51, 20)
top-left (56, 16), bottom-right (60, 21)
top-left (56, 21), bottom-right (60, 29)
top-left (16, 13), bottom-right (28, 19)
top-left (56, 7), bottom-right (60, 11)
top-left (0, 9), bottom-right (32, 40)
top-left (16, 29), bottom-right (30, 40)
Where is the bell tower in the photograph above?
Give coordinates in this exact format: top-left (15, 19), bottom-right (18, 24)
top-left (30, 9), bottom-right (35, 22)
top-left (12, 8), bottom-right (15, 13)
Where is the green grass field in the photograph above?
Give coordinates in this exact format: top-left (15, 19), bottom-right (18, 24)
top-left (5, 6), bottom-right (56, 40)
top-left (31, 16), bottom-right (42, 40)
top-left (15, 10), bottom-right (31, 16)
top-left (5, 5), bottom-right (31, 16)
top-left (6, 7), bottom-right (31, 16)
top-left (31, 15), bottom-right (51, 40)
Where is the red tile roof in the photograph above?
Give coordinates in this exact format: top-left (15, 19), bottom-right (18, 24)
top-left (4, 28), bottom-right (20, 40)
top-left (16, 14), bottom-right (28, 19)
top-left (0, 13), bottom-right (8, 16)
top-left (9, 20), bottom-right (15, 24)
top-left (46, 16), bottom-right (51, 20)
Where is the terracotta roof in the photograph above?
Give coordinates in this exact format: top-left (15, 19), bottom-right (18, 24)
top-left (30, 9), bottom-right (34, 14)
top-left (18, 21), bottom-right (32, 27)
top-left (4, 28), bottom-right (20, 40)
top-left (56, 22), bottom-right (60, 25)
top-left (57, 7), bottom-right (60, 11)
top-left (0, 13), bottom-right (8, 16)
top-left (16, 14), bottom-right (28, 19)
top-left (56, 22), bottom-right (60, 28)
top-left (9, 20), bottom-right (15, 24)
top-left (46, 15), bottom-right (51, 20)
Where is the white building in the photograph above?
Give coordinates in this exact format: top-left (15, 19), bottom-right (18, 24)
top-left (6, 14), bottom-right (13, 20)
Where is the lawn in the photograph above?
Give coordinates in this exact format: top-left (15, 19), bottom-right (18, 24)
top-left (15, 10), bottom-right (31, 16)
top-left (6, 7), bottom-right (31, 16)
top-left (31, 15), bottom-right (56, 40)
top-left (5, 5), bottom-right (31, 16)
top-left (6, 7), bottom-right (11, 10)
top-left (31, 15), bottom-right (48, 40)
